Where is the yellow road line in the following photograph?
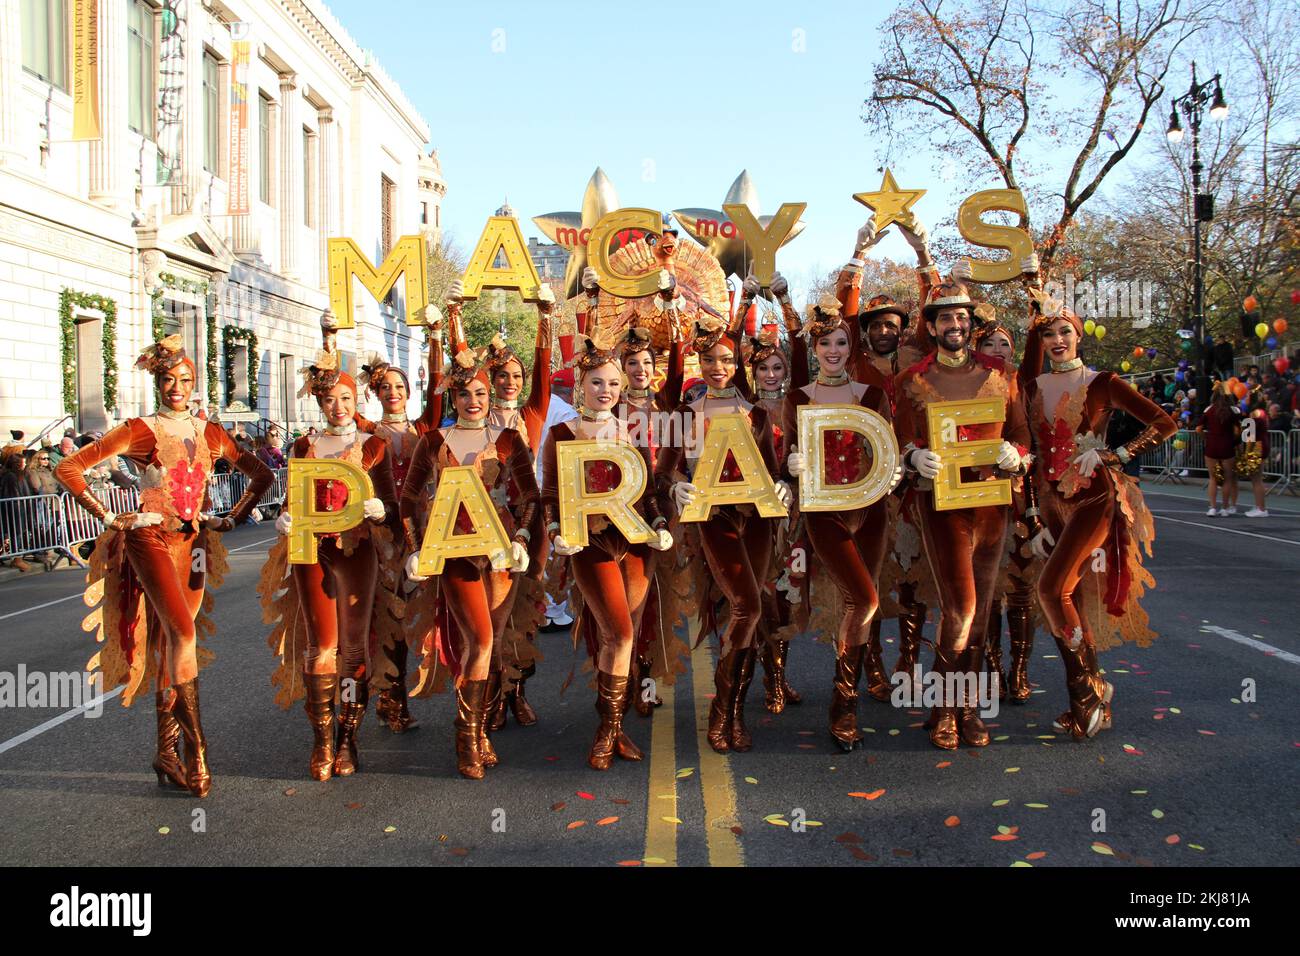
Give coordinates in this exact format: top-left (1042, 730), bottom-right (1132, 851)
top-left (691, 640), bottom-right (745, 867)
top-left (643, 681), bottom-right (678, 866)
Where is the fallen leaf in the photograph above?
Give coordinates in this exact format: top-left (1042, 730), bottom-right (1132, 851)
top-left (617, 860), bottom-right (642, 866)
top-left (642, 856), bottom-right (667, 864)
top-left (551, 802), bottom-right (566, 812)
top-left (992, 799), bottom-right (1010, 807)
top-left (1188, 843), bottom-right (1204, 851)
top-left (1197, 730), bottom-right (1216, 736)
top-left (1025, 803), bottom-right (1049, 809)
top-left (1165, 834), bottom-right (1180, 845)
top-left (158, 827), bottom-right (170, 835)
top-left (611, 798), bottom-right (630, 806)
top-left (944, 815), bottom-right (960, 827)
top-left (596, 816), bottom-right (619, 826)
top-left (577, 791), bottom-right (596, 800)
top-left (848, 789), bottom-right (886, 800)
top-left (1005, 767), bottom-right (1021, 773)
top-left (346, 802), bottom-right (362, 810)
top-left (661, 817), bottom-right (683, 825)
top-left (835, 832), bottom-right (862, 844)
top-left (1151, 809), bottom-right (1165, 819)
top-left (1010, 861), bottom-right (1032, 867)
top-left (1025, 851), bottom-right (1047, 860)
top-left (744, 776), bottom-right (759, 785)
top-left (992, 834), bottom-right (1019, 842)
top-left (1091, 842), bottom-right (1114, 856)
top-left (283, 788), bottom-right (297, 796)
top-left (675, 768), bottom-right (695, 779)
top-left (567, 821), bottom-right (586, 830)
top-left (935, 761), bottom-right (952, 769)
top-left (384, 826), bottom-right (396, 833)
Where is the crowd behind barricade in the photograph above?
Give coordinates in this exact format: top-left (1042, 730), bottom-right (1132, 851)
top-left (0, 412), bottom-right (290, 573)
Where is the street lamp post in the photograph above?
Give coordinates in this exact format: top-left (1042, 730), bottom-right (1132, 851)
top-left (1167, 61), bottom-right (1228, 411)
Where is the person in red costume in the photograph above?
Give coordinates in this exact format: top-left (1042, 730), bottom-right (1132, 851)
top-left (541, 335), bottom-right (675, 770)
top-left (57, 335), bottom-right (273, 797)
top-left (656, 317), bottom-right (794, 754)
top-left (399, 343), bottom-right (536, 780)
top-left (1021, 290), bottom-right (1175, 738)
top-left (894, 280), bottom-right (1032, 750)
top-left (352, 289), bottom-right (454, 734)
top-left (480, 283), bottom-right (557, 731)
top-left (782, 295), bottom-right (899, 751)
top-left (261, 350), bottom-right (400, 781)
top-left (733, 271), bottom-right (806, 714)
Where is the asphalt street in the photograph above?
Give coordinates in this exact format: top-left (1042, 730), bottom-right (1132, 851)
top-left (0, 481), bottom-right (1295, 867)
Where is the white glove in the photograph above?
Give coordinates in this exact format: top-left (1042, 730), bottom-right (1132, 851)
top-left (551, 534), bottom-right (582, 557)
top-left (649, 528), bottom-right (674, 552)
top-left (912, 448), bottom-right (943, 480)
top-left (362, 497), bottom-right (386, 522)
top-left (855, 218), bottom-right (888, 253)
top-left (786, 445), bottom-right (806, 478)
top-left (899, 217), bottom-right (930, 255)
top-left (582, 266), bottom-right (600, 291)
top-left (536, 283), bottom-right (555, 304)
top-left (250, 507), bottom-right (264, 523)
top-left (510, 540), bottom-right (530, 574)
top-left (446, 279), bottom-right (464, 303)
top-left (770, 272), bottom-right (789, 300)
top-left (275, 511), bottom-right (293, 536)
top-left (489, 548), bottom-right (512, 571)
top-left (951, 259), bottom-right (974, 283)
top-left (134, 512), bottom-right (165, 529)
top-left (888, 465), bottom-right (905, 493)
top-left (741, 273), bottom-right (761, 299)
top-left (672, 481), bottom-right (698, 511)
top-left (1072, 447), bottom-right (1103, 479)
top-left (1029, 526), bottom-right (1056, 561)
top-left (996, 441), bottom-right (1023, 472)
top-left (404, 552), bottom-right (429, 583)
top-left (774, 481), bottom-right (793, 509)
top-left (1021, 253), bottom-right (1040, 275)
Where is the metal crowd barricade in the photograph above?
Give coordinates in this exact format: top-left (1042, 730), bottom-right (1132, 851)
top-left (0, 493), bottom-right (66, 559)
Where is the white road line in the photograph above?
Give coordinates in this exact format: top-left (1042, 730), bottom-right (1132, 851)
top-left (1142, 489), bottom-right (1300, 515)
top-left (1199, 625), bottom-right (1300, 666)
top-left (1150, 509), bottom-right (1300, 518)
top-left (229, 536), bottom-right (277, 553)
top-left (0, 593), bottom-right (83, 622)
top-left (0, 686), bottom-right (124, 757)
top-left (1152, 514), bottom-right (1300, 547)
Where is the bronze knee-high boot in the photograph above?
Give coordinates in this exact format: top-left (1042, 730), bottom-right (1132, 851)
top-left (777, 641), bottom-right (801, 705)
top-left (956, 647), bottom-right (991, 747)
top-left (454, 679), bottom-right (489, 780)
top-left (759, 640), bottom-right (787, 714)
top-left (375, 640), bottom-right (418, 733)
top-left (152, 689), bottom-right (187, 790)
top-left (304, 672), bottom-right (336, 782)
top-left (729, 647), bottom-right (757, 752)
top-left (864, 618), bottom-right (891, 702)
top-left (1051, 633), bottom-right (1111, 739)
top-left (478, 673), bottom-right (500, 768)
top-left (487, 665), bottom-right (507, 732)
top-left (1006, 601), bottom-right (1034, 703)
top-left (985, 599), bottom-right (1008, 701)
top-left (893, 601), bottom-right (925, 685)
top-left (333, 681), bottom-right (368, 777)
top-left (926, 647), bottom-right (959, 751)
top-left (508, 662), bottom-right (539, 726)
top-left (589, 671), bottom-right (640, 770)
top-left (629, 656), bottom-right (655, 718)
top-left (170, 679), bottom-right (211, 798)
top-left (707, 650), bottom-right (740, 753)
top-left (829, 643), bottom-right (867, 752)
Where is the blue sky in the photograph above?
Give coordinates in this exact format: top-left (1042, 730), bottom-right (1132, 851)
top-left (321, 0), bottom-right (1161, 298)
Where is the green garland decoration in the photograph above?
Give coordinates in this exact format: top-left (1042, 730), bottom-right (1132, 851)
top-left (58, 288), bottom-right (119, 415)
top-left (149, 272), bottom-right (211, 410)
top-left (222, 325), bottom-right (259, 411)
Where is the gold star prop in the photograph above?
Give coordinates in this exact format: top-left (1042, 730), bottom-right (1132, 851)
top-left (532, 168), bottom-right (621, 300)
top-left (674, 170), bottom-right (805, 281)
top-left (853, 169), bottom-right (926, 232)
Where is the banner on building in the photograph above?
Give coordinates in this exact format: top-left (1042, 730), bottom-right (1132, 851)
top-left (228, 22), bottom-right (252, 215)
top-left (71, 0), bottom-right (101, 141)
top-left (155, 0), bottom-right (186, 185)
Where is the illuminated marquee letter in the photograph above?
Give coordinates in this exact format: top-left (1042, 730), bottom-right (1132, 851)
top-left (678, 413), bottom-right (786, 523)
top-left (586, 208), bottom-right (663, 299)
top-left (286, 459), bottom-right (374, 564)
top-left (796, 404), bottom-right (899, 512)
top-left (723, 202), bottom-right (806, 287)
top-left (926, 399), bottom-right (1012, 511)
top-left (328, 235), bottom-right (429, 328)
top-left (417, 466), bottom-right (512, 576)
top-left (955, 189), bottom-right (1035, 284)
top-left (555, 440), bottom-right (654, 547)
top-left (461, 216), bottom-right (544, 302)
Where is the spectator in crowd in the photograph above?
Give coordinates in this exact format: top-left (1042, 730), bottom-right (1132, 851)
top-left (0, 451), bottom-right (32, 572)
top-left (1200, 385), bottom-right (1239, 516)
top-left (48, 435), bottom-right (76, 467)
top-left (22, 448), bottom-right (62, 570)
top-left (255, 435), bottom-right (286, 469)
top-left (1229, 400), bottom-right (1271, 518)
top-left (1267, 402), bottom-right (1289, 434)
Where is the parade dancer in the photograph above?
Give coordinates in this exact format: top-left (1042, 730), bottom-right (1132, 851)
top-left (1021, 292), bottom-right (1175, 738)
top-left (541, 336), bottom-right (674, 770)
top-left (612, 321), bottom-right (686, 718)
top-left (481, 284), bottom-right (557, 730)
top-left (894, 280), bottom-right (1032, 750)
top-left (656, 318), bottom-right (794, 754)
top-left (399, 343), bottom-right (536, 779)
top-left (57, 336), bottom-right (273, 797)
top-left (260, 351), bottom-right (401, 781)
top-left (782, 296), bottom-right (896, 751)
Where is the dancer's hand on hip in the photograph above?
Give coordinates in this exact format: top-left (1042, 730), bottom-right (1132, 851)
top-left (404, 552), bottom-right (428, 583)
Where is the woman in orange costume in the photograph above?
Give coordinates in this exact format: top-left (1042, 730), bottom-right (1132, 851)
top-left (399, 343), bottom-right (537, 779)
top-left (612, 324), bottom-right (685, 718)
top-left (972, 313), bottom-right (1038, 703)
top-left (1021, 292), bottom-right (1175, 738)
top-left (261, 352), bottom-right (400, 781)
top-left (782, 295), bottom-right (897, 751)
top-left (56, 335), bottom-right (272, 797)
top-left (656, 318), bottom-right (793, 754)
top-left (542, 336), bottom-right (674, 769)
top-left (481, 284), bottom-right (557, 730)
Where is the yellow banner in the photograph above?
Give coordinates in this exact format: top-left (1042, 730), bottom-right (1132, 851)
top-left (227, 23), bottom-right (252, 215)
top-left (71, 0), bottom-right (101, 141)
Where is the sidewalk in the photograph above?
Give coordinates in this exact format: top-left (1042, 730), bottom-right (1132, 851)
top-left (1137, 474), bottom-right (1300, 514)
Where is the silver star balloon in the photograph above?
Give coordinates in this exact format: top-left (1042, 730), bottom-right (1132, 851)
top-left (532, 168), bottom-right (621, 300)
top-left (673, 170), bottom-right (805, 283)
